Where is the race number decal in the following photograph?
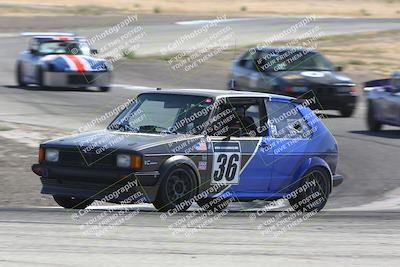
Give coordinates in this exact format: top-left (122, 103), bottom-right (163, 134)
top-left (211, 141), bottom-right (241, 184)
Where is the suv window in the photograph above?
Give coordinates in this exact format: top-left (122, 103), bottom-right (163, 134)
top-left (266, 101), bottom-right (312, 139)
top-left (208, 98), bottom-right (267, 137)
top-left (239, 51), bottom-right (257, 69)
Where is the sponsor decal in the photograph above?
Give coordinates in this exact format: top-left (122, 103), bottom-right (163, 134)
top-left (144, 160), bottom-right (158, 166)
top-left (194, 141), bottom-right (207, 152)
top-left (198, 161), bottom-right (207, 171)
top-left (211, 141), bottom-right (241, 185)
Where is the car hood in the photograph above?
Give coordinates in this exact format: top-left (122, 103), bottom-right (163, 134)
top-left (267, 70), bottom-right (354, 86)
top-left (42, 130), bottom-right (206, 153)
top-left (39, 54), bottom-right (109, 72)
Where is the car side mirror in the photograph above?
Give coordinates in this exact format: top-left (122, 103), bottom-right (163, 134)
top-left (229, 79), bottom-right (236, 90)
top-left (30, 48), bottom-right (38, 55)
top-left (335, 66), bottom-right (343, 72)
top-left (90, 49), bottom-right (98, 55)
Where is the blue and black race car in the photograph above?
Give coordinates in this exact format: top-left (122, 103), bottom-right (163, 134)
top-left (16, 32), bottom-right (112, 91)
top-left (228, 46), bottom-right (358, 117)
top-left (365, 71), bottom-right (400, 131)
top-left (32, 89), bottom-right (343, 212)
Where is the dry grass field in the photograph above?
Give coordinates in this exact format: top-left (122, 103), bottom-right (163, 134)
top-left (1, 0), bottom-right (400, 17)
top-left (140, 30), bottom-right (400, 78)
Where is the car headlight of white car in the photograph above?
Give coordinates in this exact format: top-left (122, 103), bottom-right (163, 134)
top-left (45, 149), bottom-right (59, 162)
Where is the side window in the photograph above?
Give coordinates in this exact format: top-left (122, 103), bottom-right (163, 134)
top-left (208, 98), bottom-right (267, 137)
top-left (266, 101), bottom-right (312, 139)
top-left (239, 51), bottom-right (257, 70)
top-left (29, 38), bottom-right (39, 52)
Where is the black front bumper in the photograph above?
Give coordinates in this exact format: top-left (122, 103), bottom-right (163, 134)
top-left (315, 94), bottom-right (357, 111)
top-left (288, 90), bottom-right (357, 111)
top-left (333, 174), bottom-right (344, 187)
top-left (32, 164), bottom-right (160, 202)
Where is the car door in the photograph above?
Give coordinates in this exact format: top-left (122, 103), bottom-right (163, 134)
top-left (385, 89), bottom-right (400, 125)
top-left (395, 92), bottom-right (400, 125)
top-left (23, 38), bottom-right (41, 81)
top-left (231, 51), bottom-right (260, 91)
top-left (264, 100), bottom-right (313, 194)
top-left (208, 97), bottom-right (273, 196)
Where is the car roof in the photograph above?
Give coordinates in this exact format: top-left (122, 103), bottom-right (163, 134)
top-left (140, 88), bottom-right (294, 101)
top-left (252, 46), bottom-right (316, 53)
top-left (33, 36), bottom-right (86, 42)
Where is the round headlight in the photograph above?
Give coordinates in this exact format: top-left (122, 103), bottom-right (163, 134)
top-left (45, 149), bottom-right (59, 162)
top-left (116, 154), bottom-right (131, 168)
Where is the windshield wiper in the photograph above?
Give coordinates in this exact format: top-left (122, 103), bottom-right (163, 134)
top-left (108, 122), bottom-right (138, 132)
top-left (136, 125), bottom-right (175, 134)
top-left (161, 127), bottom-right (178, 135)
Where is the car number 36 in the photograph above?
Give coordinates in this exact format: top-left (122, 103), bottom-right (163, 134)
top-left (212, 152), bottom-right (241, 184)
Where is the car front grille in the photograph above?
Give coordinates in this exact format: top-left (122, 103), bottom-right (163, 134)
top-left (307, 85), bottom-right (352, 96)
top-left (67, 74), bottom-right (94, 85)
top-left (60, 149), bottom-right (115, 168)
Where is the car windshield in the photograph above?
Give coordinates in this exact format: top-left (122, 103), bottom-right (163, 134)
top-left (109, 93), bottom-right (214, 134)
top-left (254, 50), bottom-right (334, 72)
top-left (38, 41), bottom-right (91, 56)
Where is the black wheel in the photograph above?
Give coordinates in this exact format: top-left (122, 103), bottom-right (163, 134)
top-left (16, 62), bottom-right (26, 87)
top-left (367, 103), bottom-right (382, 131)
top-left (99, 86), bottom-right (110, 92)
top-left (153, 165), bottom-right (197, 212)
top-left (340, 107), bottom-right (355, 117)
top-left (288, 168), bottom-right (330, 212)
top-left (197, 197), bottom-right (230, 212)
top-left (53, 195), bottom-right (93, 209)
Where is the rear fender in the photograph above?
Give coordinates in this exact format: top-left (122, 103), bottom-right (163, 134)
top-left (291, 157), bottom-right (333, 193)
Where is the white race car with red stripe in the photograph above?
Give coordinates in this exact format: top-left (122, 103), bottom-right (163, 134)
top-left (16, 32), bottom-right (112, 91)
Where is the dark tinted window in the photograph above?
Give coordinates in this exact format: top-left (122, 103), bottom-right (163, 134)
top-left (209, 98), bottom-right (267, 137)
top-left (252, 49), bottom-right (333, 72)
top-left (266, 101), bottom-right (311, 139)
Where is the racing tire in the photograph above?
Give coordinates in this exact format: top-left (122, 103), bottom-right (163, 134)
top-left (197, 197), bottom-right (231, 213)
top-left (153, 165), bottom-right (197, 212)
top-left (288, 167), bottom-right (330, 213)
top-left (339, 107), bottom-right (355, 117)
top-left (99, 86), bottom-right (110, 92)
top-left (16, 62), bottom-right (26, 87)
top-left (367, 103), bottom-right (382, 131)
top-left (53, 195), bottom-right (94, 209)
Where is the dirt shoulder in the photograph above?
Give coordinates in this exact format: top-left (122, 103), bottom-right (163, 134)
top-left (0, 135), bottom-right (54, 207)
top-left (0, 122), bottom-right (68, 207)
top-left (1, 0), bottom-right (400, 17)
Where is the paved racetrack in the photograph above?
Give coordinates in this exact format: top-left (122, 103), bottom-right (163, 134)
top-left (0, 14), bottom-right (399, 266)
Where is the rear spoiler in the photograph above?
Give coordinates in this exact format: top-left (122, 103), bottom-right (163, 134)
top-left (364, 78), bottom-right (390, 88)
top-left (363, 78), bottom-right (391, 93)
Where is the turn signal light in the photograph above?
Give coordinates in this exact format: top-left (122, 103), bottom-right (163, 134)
top-left (285, 86), bottom-right (294, 93)
top-left (38, 147), bottom-right (45, 163)
top-left (131, 155), bottom-right (142, 170)
top-left (351, 86), bottom-right (358, 93)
